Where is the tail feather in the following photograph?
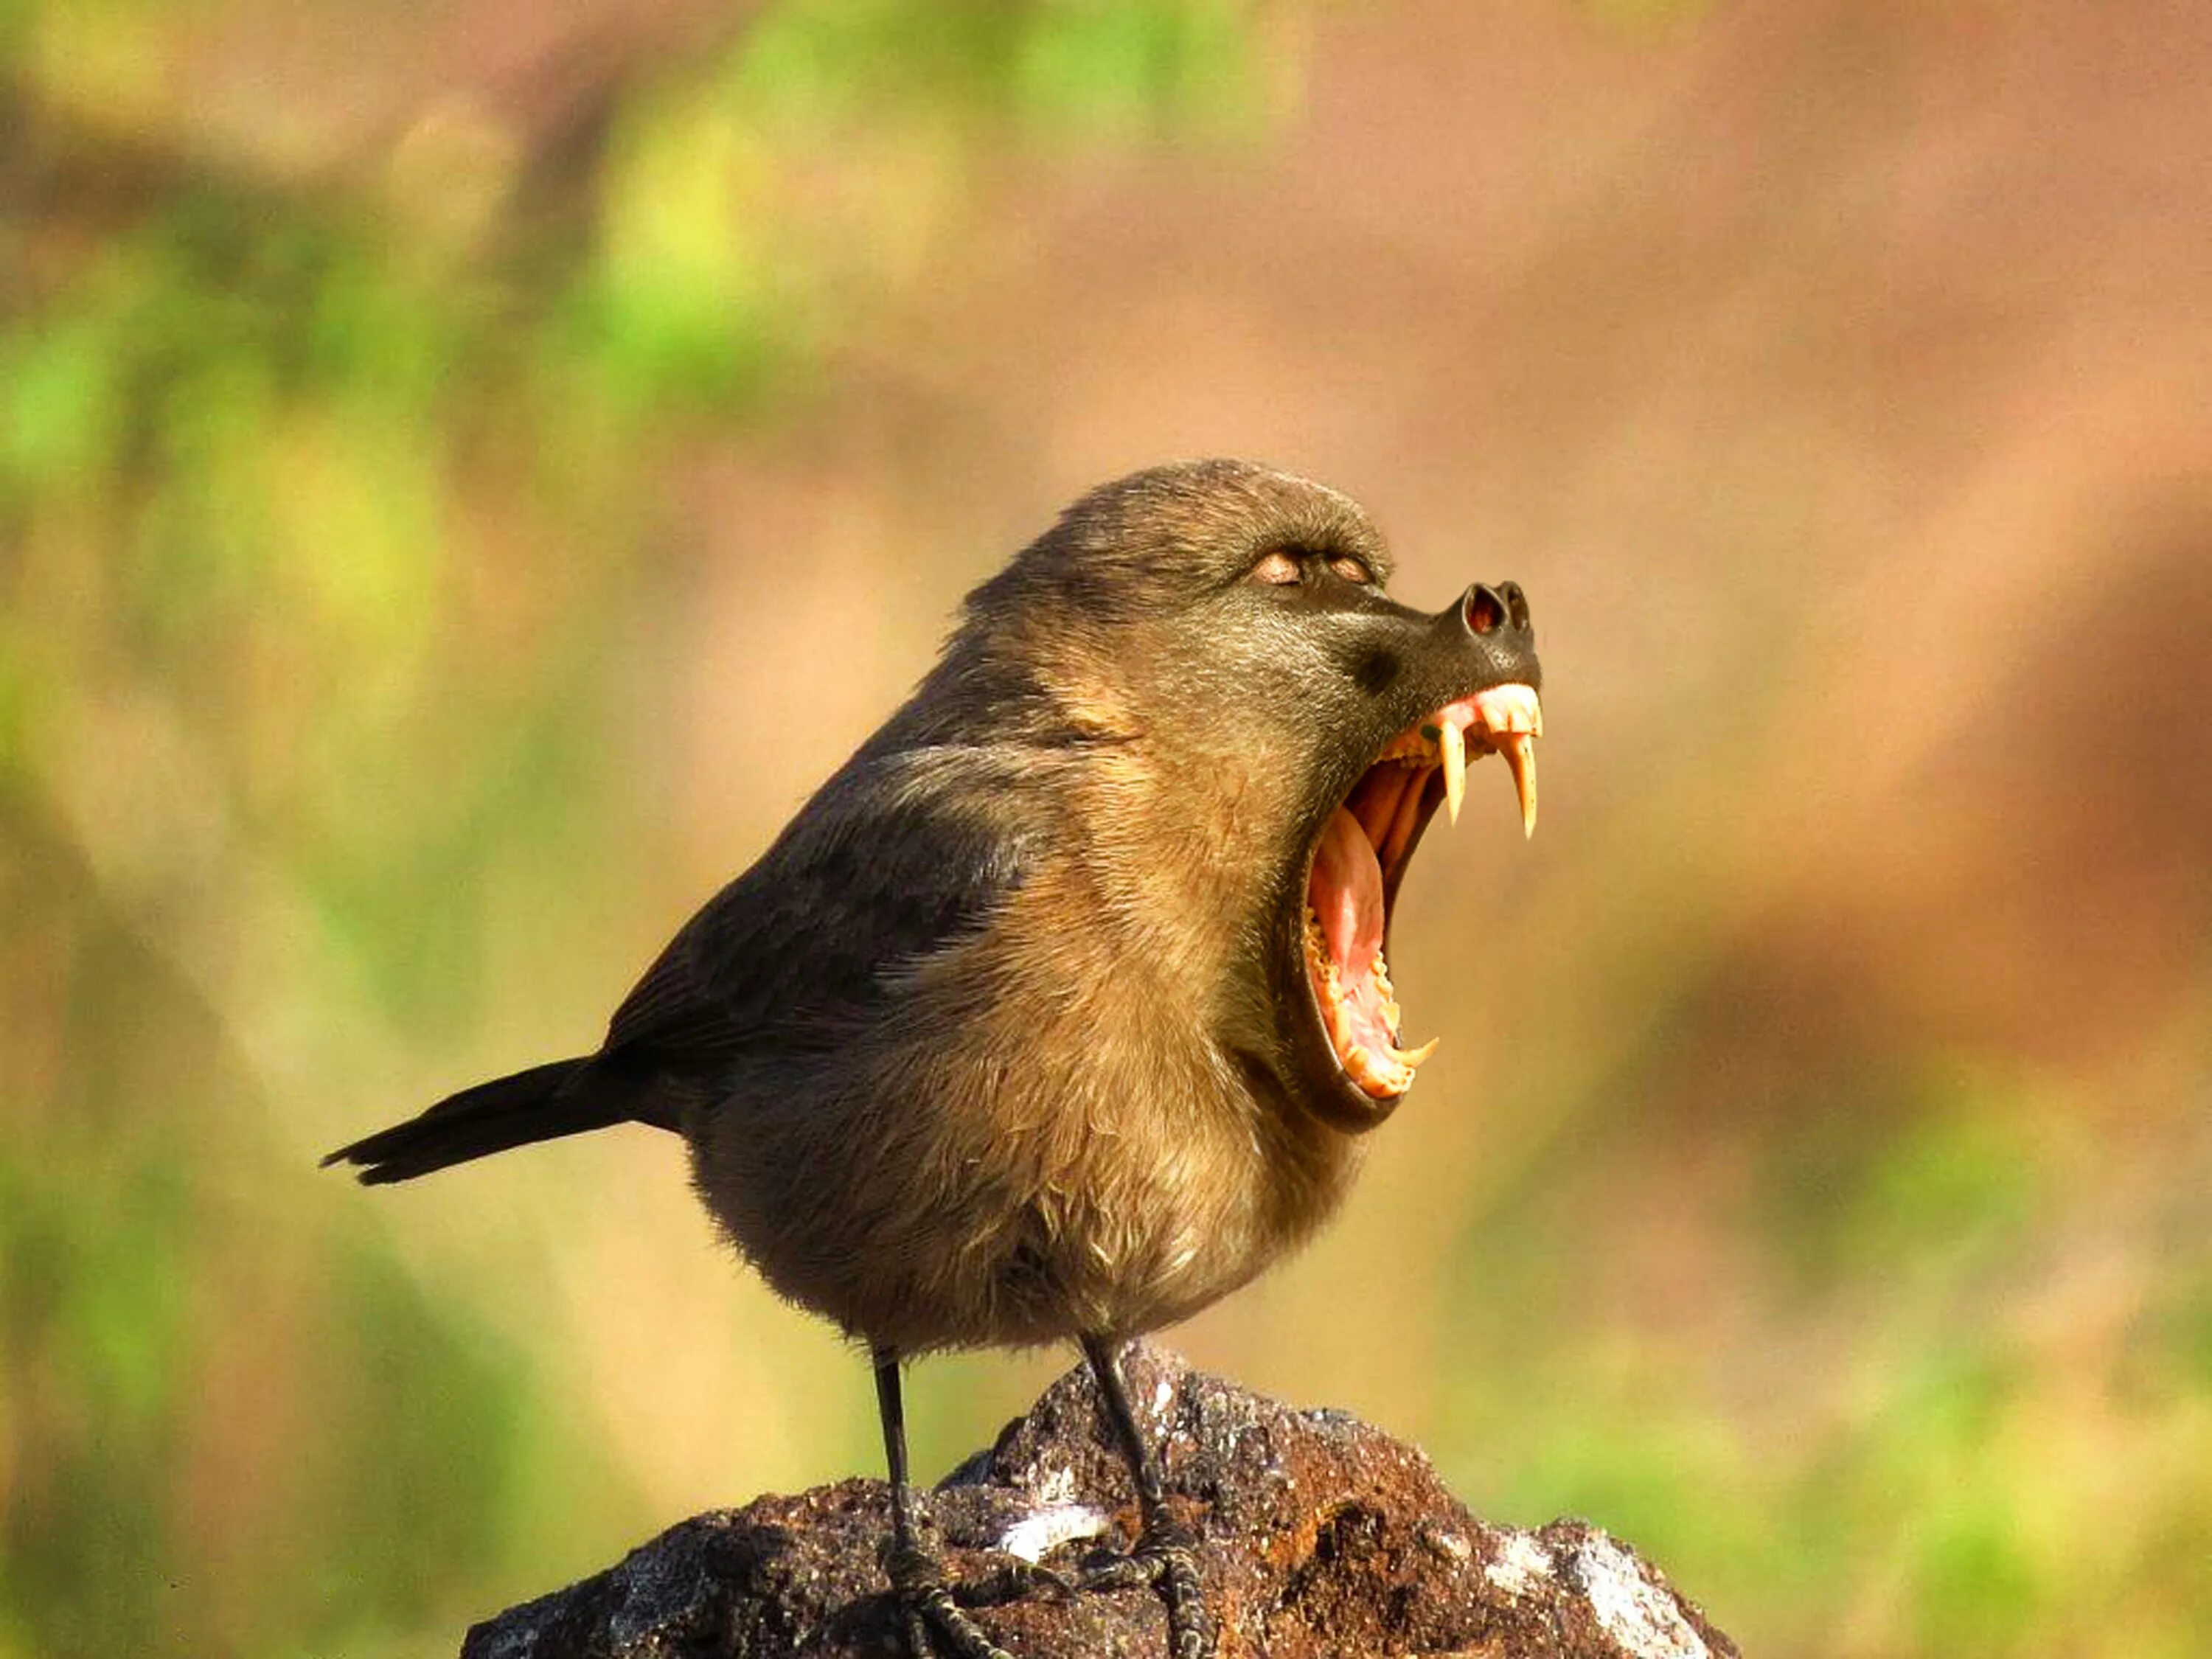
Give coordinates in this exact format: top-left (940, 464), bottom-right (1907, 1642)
top-left (324, 1057), bottom-right (647, 1185)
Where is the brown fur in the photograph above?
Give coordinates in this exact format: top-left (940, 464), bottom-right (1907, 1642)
top-left (329, 459), bottom-right (1542, 1359)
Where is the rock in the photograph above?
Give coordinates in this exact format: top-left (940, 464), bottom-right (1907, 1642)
top-left (463, 1345), bottom-right (1739, 1659)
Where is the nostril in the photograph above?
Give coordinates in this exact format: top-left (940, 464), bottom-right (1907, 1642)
top-left (1498, 581), bottom-right (1531, 630)
top-left (1464, 583), bottom-right (1508, 636)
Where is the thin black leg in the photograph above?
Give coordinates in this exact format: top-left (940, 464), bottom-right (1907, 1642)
top-left (874, 1347), bottom-right (1015, 1659)
top-left (1078, 1336), bottom-right (1216, 1659)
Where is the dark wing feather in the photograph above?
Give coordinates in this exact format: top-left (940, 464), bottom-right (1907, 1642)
top-left (604, 745), bottom-right (1043, 1075)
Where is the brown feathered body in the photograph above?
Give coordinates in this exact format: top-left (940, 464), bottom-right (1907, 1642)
top-left (675, 467), bottom-right (1391, 1351)
top-left (689, 846), bottom-right (1355, 1354)
top-left (328, 460), bottom-right (1543, 1358)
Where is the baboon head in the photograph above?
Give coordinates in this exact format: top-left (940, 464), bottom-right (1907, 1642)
top-left (947, 459), bottom-right (1542, 1136)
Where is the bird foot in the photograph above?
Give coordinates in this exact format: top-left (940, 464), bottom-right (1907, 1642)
top-left (883, 1523), bottom-right (1214, 1659)
top-left (883, 1540), bottom-right (1018, 1659)
top-left (1077, 1521), bottom-right (1216, 1659)
top-left (949, 1557), bottom-right (1074, 1608)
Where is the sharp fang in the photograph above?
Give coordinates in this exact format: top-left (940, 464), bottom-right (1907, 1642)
top-left (1396, 1036), bottom-right (1440, 1068)
top-left (1439, 720), bottom-right (1467, 825)
top-left (1500, 732), bottom-right (1537, 838)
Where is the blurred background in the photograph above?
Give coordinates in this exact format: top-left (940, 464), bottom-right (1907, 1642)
top-left (4, 1), bottom-right (2210, 1655)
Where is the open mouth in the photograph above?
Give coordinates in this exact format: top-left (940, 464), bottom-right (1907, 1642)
top-left (1302, 684), bottom-right (1542, 1101)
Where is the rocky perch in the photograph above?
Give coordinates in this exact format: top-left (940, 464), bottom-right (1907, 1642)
top-left (465, 1345), bottom-right (1739, 1659)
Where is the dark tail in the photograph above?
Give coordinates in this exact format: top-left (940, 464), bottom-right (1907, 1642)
top-left (323, 1056), bottom-right (656, 1186)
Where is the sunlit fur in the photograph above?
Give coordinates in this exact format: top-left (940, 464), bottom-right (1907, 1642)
top-left (688, 462), bottom-right (1398, 1349)
top-left (332, 459), bottom-right (1541, 1359)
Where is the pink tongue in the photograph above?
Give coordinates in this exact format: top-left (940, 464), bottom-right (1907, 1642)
top-left (1312, 806), bottom-right (1384, 983)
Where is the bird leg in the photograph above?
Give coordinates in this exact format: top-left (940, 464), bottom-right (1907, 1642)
top-left (875, 1349), bottom-right (1016, 1659)
top-left (1077, 1335), bottom-right (1217, 1659)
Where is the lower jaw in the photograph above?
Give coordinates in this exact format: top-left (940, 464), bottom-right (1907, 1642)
top-left (1302, 906), bottom-right (1433, 1101)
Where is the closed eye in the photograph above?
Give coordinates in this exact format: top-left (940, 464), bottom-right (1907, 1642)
top-left (1247, 549), bottom-right (1381, 594)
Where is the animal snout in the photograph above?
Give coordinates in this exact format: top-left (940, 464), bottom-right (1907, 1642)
top-left (1461, 581), bottom-right (1532, 637)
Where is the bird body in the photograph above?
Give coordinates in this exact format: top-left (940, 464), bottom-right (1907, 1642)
top-left (653, 585), bottom-right (1365, 1352)
top-left (327, 459), bottom-right (1543, 1658)
top-left (682, 776), bottom-right (1360, 1353)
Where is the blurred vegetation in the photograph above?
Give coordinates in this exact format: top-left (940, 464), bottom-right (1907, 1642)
top-left (4, 2), bottom-right (2208, 1658)
top-left (0, 4), bottom-right (1277, 1655)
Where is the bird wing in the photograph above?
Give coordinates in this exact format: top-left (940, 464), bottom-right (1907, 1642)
top-left (602, 745), bottom-right (1043, 1074)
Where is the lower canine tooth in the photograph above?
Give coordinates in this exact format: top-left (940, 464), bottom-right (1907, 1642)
top-left (1396, 1037), bottom-right (1440, 1068)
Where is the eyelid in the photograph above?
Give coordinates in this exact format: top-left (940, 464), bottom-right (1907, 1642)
top-left (1329, 556), bottom-right (1374, 585)
top-left (1249, 550), bottom-right (1302, 585)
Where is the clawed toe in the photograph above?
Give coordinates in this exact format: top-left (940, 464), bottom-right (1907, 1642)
top-left (1147, 1539), bottom-right (1212, 1659)
top-left (889, 1576), bottom-right (1016, 1659)
top-left (880, 1540), bottom-right (1013, 1659)
top-left (950, 1557), bottom-right (1075, 1607)
top-left (1072, 1529), bottom-right (1213, 1658)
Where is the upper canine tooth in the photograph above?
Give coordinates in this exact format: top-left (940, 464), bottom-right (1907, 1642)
top-left (1440, 720), bottom-right (1467, 825)
top-left (1500, 731), bottom-right (1537, 838)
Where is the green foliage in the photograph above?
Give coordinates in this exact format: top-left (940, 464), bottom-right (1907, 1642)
top-left (731, 0), bottom-right (1259, 134)
top-left (290, 1234), bottom-right (645, 1649)
top-left (0, 1132), bottom-right (192, 1657)
top-left (1759, 1060), bottom-right (2046, 1297)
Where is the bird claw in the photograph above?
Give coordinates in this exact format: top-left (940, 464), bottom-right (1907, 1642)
top-left (883, 1542), bottom-right (1018, 1659)
top-left (902, 1585), bottom-right (1016, 1659)
top-left (950, 1557), bottom-right (1077, 1607)
top-left (1149, 1538), bottom-right (1213, 1659)
top-left (1075, 1524), bottom-right (1215, 1659)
